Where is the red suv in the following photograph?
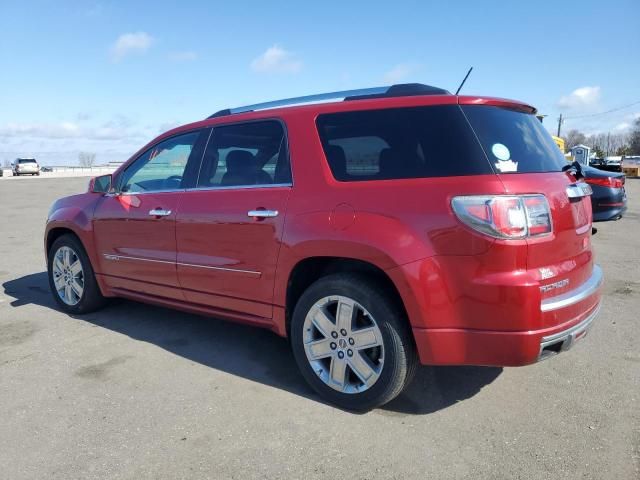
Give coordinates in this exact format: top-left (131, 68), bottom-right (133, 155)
top-left (45, 84), bottom-right (602, 410)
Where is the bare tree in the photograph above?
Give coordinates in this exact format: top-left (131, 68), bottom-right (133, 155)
top-left (585, 132), bottom-right (632, 157)
top-left (564, 129), bottom-right (586, 150)
top-left (78, 152), bottom-right (97, 167)
top-left (629, 118), bottom-right (640, 155)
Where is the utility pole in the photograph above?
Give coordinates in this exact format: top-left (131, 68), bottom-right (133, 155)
top-left (556, 113), bottom-right (563, 137)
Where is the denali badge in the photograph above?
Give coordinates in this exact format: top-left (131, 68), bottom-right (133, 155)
top-left (540, 279), bottom-right (569, 293)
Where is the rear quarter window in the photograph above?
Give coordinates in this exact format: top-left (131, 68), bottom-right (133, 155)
top-left (462, 106), bottom-right (568, 174)
top-left (316, 105), bottom-right (492, 181)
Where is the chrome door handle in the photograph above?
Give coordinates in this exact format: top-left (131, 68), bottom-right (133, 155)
top-left (149, 208), bottom-right (172, 217)
top-left (248, 209), bottom-right (279, 218)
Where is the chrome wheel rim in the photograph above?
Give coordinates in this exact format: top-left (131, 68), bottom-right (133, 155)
top-left (52, 246), bottom-right (84, 306)
top-left (303, 295), bottom-right (384, 394)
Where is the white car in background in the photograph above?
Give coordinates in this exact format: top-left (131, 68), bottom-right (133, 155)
top-left (12, 158), bottom-right (40, 176)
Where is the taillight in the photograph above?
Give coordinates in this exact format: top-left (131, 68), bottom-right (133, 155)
top-left (451, 195), bottom-right (552, 239)
top-left (586, 176), bottom-right (624, 188)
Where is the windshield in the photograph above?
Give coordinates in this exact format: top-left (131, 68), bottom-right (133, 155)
top-left (462, 106), bottom-right (567, 174)
top-left (18, 159), bottom-right (37, 164)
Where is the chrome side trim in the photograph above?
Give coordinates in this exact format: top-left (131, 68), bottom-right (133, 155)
top-left (540, 265), bottom-right (603, 312)
top-left (102, 253), bottom-right (261, 276)
top-left (108, 183), bottom-right (293, 196)
top-left (118, 188), bottom-right (186, 196)
top-left (103, 254), bottom-right (174, 265)
top-left (177, 262), bottom-right (261, 276)
top-left (185, 183), bottom-right (292, 192)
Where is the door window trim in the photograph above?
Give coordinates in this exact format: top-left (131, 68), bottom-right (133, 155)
top-left (193, 117), bottom-right (294, 191)
top-left (185, 183), bottom-right (293, 192)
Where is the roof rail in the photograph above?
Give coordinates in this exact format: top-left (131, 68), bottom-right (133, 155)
top-left (207, 83), bottom-right (450, 119)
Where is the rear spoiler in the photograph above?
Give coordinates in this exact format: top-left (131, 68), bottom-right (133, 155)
top-left (457, 96), bottom-right (537, 115)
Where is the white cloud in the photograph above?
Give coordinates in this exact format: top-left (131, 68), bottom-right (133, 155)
top-left (383, 63), bottom-right (420, 84)
top-left (168, 51), bottom-right (198, 62)
top-left (0, 119), bottom-right (143, 141)
top-left (613, 122), bottom-right (631, 132)
top-left (250, 45), bottom-right (302, 74)
top-left (557, 86), bottom-right (601, 109)
top-left (110, 32), bottom-right (154, 62)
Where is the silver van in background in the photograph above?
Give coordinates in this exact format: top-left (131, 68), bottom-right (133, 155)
top-left (12, 158), bottom-right (40, 176)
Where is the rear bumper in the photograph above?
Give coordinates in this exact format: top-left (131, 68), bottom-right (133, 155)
top-left (593, 204), bottom-right (626, 222)
top-left (538, 302), bottom-right (599, 361)
top-left (591, 187), bottom-right (627, 222)
top-left (411, 265), bottom-right (603, 366)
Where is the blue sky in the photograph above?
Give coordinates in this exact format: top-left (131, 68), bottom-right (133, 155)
top-left (1, 0), bottom-right (639, 164)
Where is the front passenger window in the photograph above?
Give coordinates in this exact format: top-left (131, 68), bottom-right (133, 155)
top-left (120, 131), bottom-right (200, 193)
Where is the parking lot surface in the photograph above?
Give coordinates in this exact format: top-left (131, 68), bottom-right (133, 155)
top-left (1, 176), bottom-right (639, 479)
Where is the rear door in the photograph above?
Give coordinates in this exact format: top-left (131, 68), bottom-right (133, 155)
top-left (175, 120), bottom-right (292, 319)
top-left (93, 129), bottom-right (208, 300)
top-left (462, 105), bottom-right (594, 298)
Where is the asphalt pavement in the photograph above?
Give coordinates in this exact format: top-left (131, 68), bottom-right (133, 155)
top-left (1, 175), bottom-right (638, 479)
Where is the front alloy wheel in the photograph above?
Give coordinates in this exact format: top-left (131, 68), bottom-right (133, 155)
top-left (52, 246), bottom-right (85, 305)
top-left (47, 234), bottom-right (106, 314)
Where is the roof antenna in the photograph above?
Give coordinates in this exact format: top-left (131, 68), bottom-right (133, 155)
top-left (455, 67), bottom-right (473, 95)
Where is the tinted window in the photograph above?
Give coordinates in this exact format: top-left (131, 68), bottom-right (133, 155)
top-left (18, 159), bottom-right (37, 164)
top-left (316, 105), bottom-right (491, 181)
top-left (462, 106), bottom-right (567, 174)
top-left (120, 131), bottom-right (201, 193)
top-left (197, 121), bottom-right (291, 188)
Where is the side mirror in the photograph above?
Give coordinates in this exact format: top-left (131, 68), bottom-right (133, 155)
top-left (90, 174), bottom-right (112, 194)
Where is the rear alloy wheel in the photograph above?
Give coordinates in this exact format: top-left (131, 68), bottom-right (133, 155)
top-left (303, 295), bottom-right (385, 394)
top-left (291, 273), bottom-right (417, 411)
top-left (48, 234), bottom-right (106, 314)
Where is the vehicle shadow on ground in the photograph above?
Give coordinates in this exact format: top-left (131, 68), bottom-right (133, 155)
top-left (2, 272), bottom-right (502, 415)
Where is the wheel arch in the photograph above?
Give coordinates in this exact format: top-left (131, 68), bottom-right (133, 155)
top-left (45, 226), bottom-right (85, 260)
top-left (283, 256), bottom-right (410, 337)
top-left (45, 223), bottom-right (100, 276)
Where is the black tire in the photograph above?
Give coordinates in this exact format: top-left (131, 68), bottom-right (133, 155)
top-left (290, 273), bottom-right (417, 411)
top-left (47, 234), bottom-right (107, 314)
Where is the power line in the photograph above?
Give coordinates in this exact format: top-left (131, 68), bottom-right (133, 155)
top-left (564, 100), bottom-right (640, 119)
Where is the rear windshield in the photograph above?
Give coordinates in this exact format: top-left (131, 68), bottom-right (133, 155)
top-left (18, 159), bottom-right (36, 164)
top-left (461, 106), bottom-right (567, 174)
top-left (316, 105), bottom-right (492, 181)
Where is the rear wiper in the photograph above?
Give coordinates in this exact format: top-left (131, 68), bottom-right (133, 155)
top-left (562, 160), bottom-right (584, 180)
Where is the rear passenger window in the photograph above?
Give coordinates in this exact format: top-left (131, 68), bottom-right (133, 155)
top-left (316, 106), bottom-right (492, 181)
top-left (329, 136), bottom-right (389, 176)
top-left (197, 121), bottom-right (291, 188)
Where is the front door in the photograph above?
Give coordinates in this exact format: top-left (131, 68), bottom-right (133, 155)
top-left (93, 129), bottom-right (207, 300)
top-left (176, 120), bottom-right (292, 318)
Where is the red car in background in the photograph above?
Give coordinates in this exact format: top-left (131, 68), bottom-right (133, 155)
top-left (45, 84), bottom-right (602, 410)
